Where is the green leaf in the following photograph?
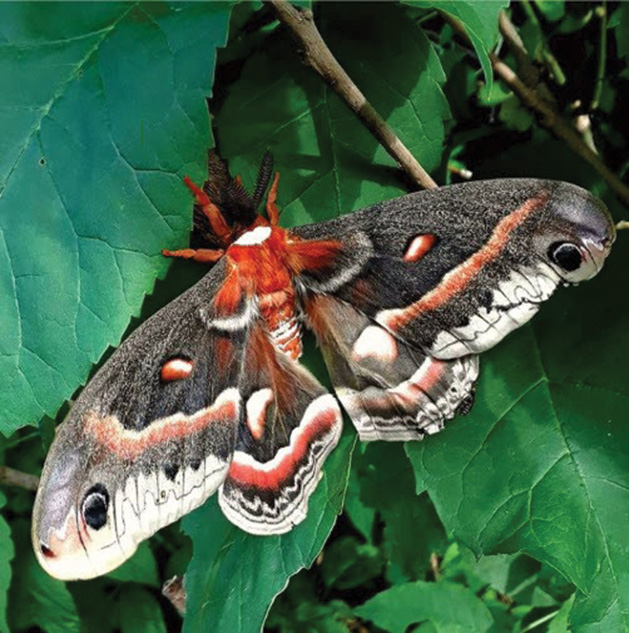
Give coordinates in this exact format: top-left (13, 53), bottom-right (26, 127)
top-left (611, 4), bottom-right (629, 61)
top-left (343, 458), bottom-right (376, 541)
top-left (105, 541), bottom-right (160, 588)
top-left (120, 586), bottom-right (166, 633)
top-left (0, 2), bottom-right (231, 434)
top-left (534, 0), bottom-right (566, 22)
top-left (181, 431), bottom-right (356, 633)
top-left (0, 493), bottom-right (13, 633)
top-left (320, 537), bottom-right (383, 590)
top-left (549, 595), bottom-right (575, 633)
top-left (478, 81), bottom-right (512, 107)
top-left (358, 444), bottom-right (445, 580)
top-left (267, 572), bottom-right (352, 633)
top-left (69, 579), bottom-right (120, 633)
top-left (441, 543), bottom-right (526, 596)
top-left (8, 520), bottom-right (80, 633)
top-left (355, 581), bottom-right (495, 633)
top-left (407, 253), bottom-right (629, 629)
top-left (499, 95), bottom-right (535, 131)
top-left (405, 1), bottom-right (509, 87)
top-left (215, 2), bottom-right (449, 226)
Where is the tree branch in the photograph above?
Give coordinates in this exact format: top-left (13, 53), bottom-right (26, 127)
top-left (268, 0), bottom-right (438, 190)
top-left (0, 466), bottom-right (39, 491)
top-left (445, 10), bottom-right (629, 205)
top-left (492, 12), bottom-right (629, 205)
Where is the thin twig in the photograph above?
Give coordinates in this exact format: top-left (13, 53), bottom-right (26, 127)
top-left (268, 0), bottom-right (438, 190)
top-left (498, 9), bottom-right (539, 88)
top-left (447, 8), bottom-right (629, 205)
top-left (591, 2), bottom-right (607, 111)
top-left (489, 56), bottom-right (629, 203)
top-left (429, 552), bottom-right (442, 580)
top-left (519, 0), bottom-right (566, 85)
top-left (493, 12), bottom-right (629, 202)
top-left (0, 466), bottom-right (39, 491)
top-left (447, 9), bottom-right (629, 202)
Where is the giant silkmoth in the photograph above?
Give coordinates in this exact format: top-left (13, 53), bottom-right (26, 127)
top-left (32, 152), bottom-right (615, 580)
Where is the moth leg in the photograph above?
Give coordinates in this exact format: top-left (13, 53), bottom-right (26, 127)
top-left (162, 248), bottom-right (224, 263)
top-left (183, 176), bottom-right (233, 246)
top-left (265, 172), bottom-right (281, 225)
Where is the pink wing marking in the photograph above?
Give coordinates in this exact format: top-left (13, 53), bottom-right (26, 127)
top-left (85, 388), bottom-right (241, 460)
top-left (379, 193), bottom-right (549, 331)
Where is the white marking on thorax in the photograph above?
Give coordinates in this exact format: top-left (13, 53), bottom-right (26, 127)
top-left (234, 226), bottom-right (272, 246)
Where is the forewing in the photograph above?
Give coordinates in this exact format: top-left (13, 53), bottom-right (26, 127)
top-left (219, 325), bottom-right (342, 534)
top-left (294, 179), bottom-right (613, 438)
top-left (294, 179), bottom-right (614, 360)
top-left (33, 260), bottom-right (244, 580)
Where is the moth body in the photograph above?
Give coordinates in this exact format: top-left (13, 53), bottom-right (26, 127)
top-left (222, 223), bottom-right (307, 360)
top-left (33, 152), bottom-right (615, 580)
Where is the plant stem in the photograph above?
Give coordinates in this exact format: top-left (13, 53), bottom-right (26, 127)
top-left (268, 0), bottom-right (438, 190)
top-left (591, 2), bottom-right (607, 111)
top-left (521, 609), bottom-right (560, 632)
top-left (0, 466), bottom-right (39, 491)
top-left (446, 9), bottom-right (629, 204)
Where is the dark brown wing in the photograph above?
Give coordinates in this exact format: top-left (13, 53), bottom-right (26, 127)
top-left (219, 325), bottom-right (342, 534)
top-left (293, 179), bottom-right (613, 437)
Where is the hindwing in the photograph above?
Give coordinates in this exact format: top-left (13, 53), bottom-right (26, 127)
top-left (219, 325), bottom-right (342, 534)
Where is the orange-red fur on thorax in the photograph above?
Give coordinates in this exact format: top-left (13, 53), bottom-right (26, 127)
top-left (170, 169), bottom-right (344, 362)
top-left (226, 223), bottom-right (302, 359)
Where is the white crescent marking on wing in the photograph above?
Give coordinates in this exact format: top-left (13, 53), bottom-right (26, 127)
top-left (246, 388), bottom-right (274, 440)
top-left (351, 325), bottom-right (399, 362)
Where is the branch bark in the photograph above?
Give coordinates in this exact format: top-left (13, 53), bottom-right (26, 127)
top-left (445, 10), bottom-right (629, 205)
top-left (492, 12), bottom-right (629, 205)
top-left (0, 466), bottom-right (39, 491)
top-left (268, 0), bottom-right (438, 190)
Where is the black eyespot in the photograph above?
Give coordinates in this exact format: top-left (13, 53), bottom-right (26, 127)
top-left (82, 484), bottom-right (110, 530)
top-left (548, 242), bottom-right (583, 272)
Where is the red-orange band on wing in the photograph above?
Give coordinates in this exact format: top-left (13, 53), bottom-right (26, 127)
top-left (227, 406), bottom-right (338, 491)
top-left (384, 193), bottom-right (549, 330)
top-left (85, 390), bottom-right (240, 460)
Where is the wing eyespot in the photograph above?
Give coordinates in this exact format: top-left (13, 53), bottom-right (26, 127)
top-left (82, 484), bottom-right (110, 530)
top-left (161, 358), bottom-right (194, 382)
top-left (548, 242), bottom-right (583, 272)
